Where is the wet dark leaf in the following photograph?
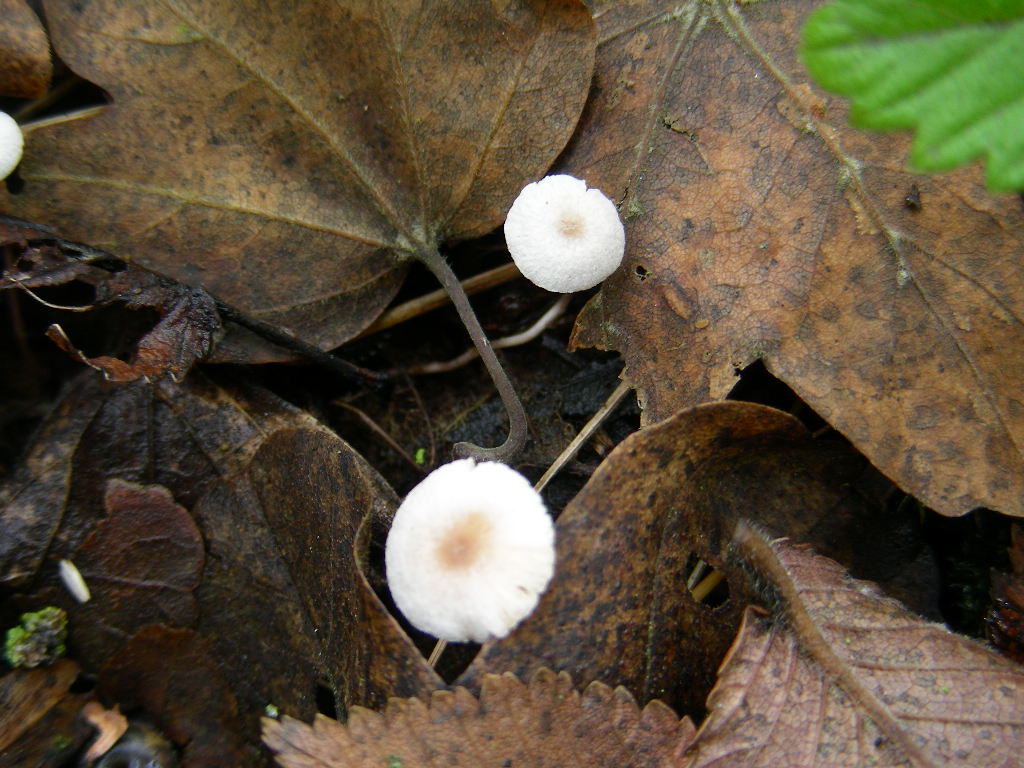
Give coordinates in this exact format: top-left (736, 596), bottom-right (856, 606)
top-left (246, 428), bottom-right (442, 714)
top-left (67, 479), bottom-right (204, 668)
top-left (98, 625), bottom-right (247, 768)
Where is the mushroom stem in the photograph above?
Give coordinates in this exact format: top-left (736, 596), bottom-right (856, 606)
top-left (416, 247), bottom-right (528, 463)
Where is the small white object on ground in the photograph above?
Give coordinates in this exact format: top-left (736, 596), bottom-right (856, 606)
top-left (59, 558), bottom-right (92, 603)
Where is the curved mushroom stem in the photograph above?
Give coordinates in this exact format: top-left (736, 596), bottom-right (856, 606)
top-left (416, 247), bottom-right (528, 463)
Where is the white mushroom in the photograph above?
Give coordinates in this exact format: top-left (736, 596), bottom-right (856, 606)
top-left (385, 459), bottom-right (555, 643)
top-left (504, 174), bottom-right (626, 293)
top-left (0, 112), bottom-right (24, 180)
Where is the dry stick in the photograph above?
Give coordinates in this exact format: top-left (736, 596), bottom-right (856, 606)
top-left (534, 379), bottom-right (632, 494)
top-left (690, 568), bottom-right (725, 603)
top-left (427, 639), bottom-right (447, 668)
top-left (356, 262), bottom-right (521, 339)
top-left (416, 247), bottom-right (527, 463)
top-left (410, 294), bottom-right (571, 375)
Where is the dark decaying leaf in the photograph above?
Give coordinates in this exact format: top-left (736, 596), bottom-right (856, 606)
top-left (63, 479), bottom-right (204, 668)
top-left (246, 428), bottom-right (442, 715)
top-left (262, 669), bottom-right (695, 768)
top-left (989, 523), bottom-right (1024, 665)
top-left (2, 220), bottom-right (221, 382)
top-left (3, 0), bottom-right (595, 358)
top-left (462, 400), bottom-right (937, 716)
top-left (566, 0), bottom-right (1024, 517)
top-left (681, 526), bottom-right (1024, 768)
top-left (0, 378), bottom-right (105, 588)
top-left (0, 0), bottom-right (51, 98)
top-left (98, 625), bottom-right (247, 768)
top-left (0, 368), bottom-right (320, 590)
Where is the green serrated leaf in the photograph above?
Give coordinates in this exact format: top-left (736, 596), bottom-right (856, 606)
top-left (801, 0), bottom-right (1024, 191)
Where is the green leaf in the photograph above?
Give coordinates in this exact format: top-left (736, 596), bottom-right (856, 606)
top-left (801, 0), bottom-right (1024, 191)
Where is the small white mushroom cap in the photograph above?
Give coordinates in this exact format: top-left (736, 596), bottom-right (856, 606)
top-left (0, 112), bottom-right (24, 180)
top-left (504, 174), bottom-right (625, 293)
top-left (385, 458), bottom-right (555, 643)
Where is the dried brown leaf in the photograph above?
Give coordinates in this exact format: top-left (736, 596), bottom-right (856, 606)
top-left (98, 625), bottom-right (246, 768)
top-left (262, 669), bottom-right (695, 768)
top-left (680, 527), bottom-right (1024, 768)
top-left (2, 0), bottom-right (595, 358)
top-left (567, 0), bottom-right (1024, 516)
top-left (462, 400), bottom-right (936, 715)
top-left (67, 479), bottom-right (204, 668)
top-left (0, 0), bottom-right (50, 98)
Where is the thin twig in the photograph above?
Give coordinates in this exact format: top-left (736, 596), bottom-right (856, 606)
top-left (535, 379), bottom-right (632, 493)
top-left (417, 247), bottom-right (527, 463)
top-left (213, 300), bottom-right (388, 386)
top-left (410, 294), bottom-right (571, 375)
top-left (690, 569), bottom-right (725, 603)
top-left (356, 262), bottom-right (521, 339)
top-left (427, 639), bottom-right (447, 668)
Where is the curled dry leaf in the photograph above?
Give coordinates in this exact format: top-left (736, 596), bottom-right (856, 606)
top-left (262, 669), bottom-right (695, 768)
top-left (2, 0), bottom-right (595, 359)
top-left (245, 428), bottom-right (442, 714)
top-left (81, 701), bottom-right (129, 763)
top-left (65, 479), bottom-right (204, 669)
top-left (462, 400), bottom-right (936, 716)
top-left (98, 625), bottom-right (245, 768)
top-left (565, 0), bottom-right (1024, 516)
top-left (680, 526), bottom-right (1024, 768)
top-left (0, 0), bottom-right (51, 98)
top-left (2, 220), bottom-right (221, 383)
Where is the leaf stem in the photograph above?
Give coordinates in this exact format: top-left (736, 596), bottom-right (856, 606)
top-left (416, 247), bottom-right (528, 463)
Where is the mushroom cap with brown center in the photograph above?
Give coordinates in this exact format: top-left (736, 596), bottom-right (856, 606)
top-left (504, 174), bottom-right (625, 293)
top-left (385, 459), bottom-right (555, 643)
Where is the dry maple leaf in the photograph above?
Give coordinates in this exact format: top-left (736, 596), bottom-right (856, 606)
top-left (262, 669), bottom-right (695, 768)
top-left (0, 0), bottom-right (595, 358)
top-left (678, 525), bottom-right (1024, 768)
top-left (564, 0), bottom-right (1024, 517)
